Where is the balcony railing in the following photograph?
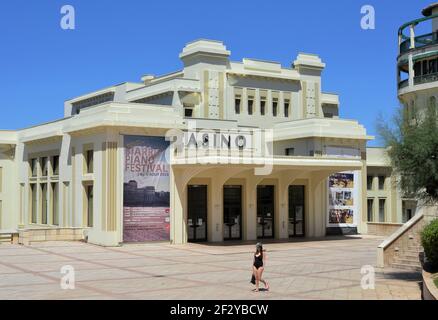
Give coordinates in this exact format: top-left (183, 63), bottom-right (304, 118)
top-left (414, 72), bottom-right (438, 85)
top-left (399, 13), bottom-right (438, 55)
top-left (398, 79), bottom-right (409, 89)
top-left (400, 32), bottom-right (438, 55)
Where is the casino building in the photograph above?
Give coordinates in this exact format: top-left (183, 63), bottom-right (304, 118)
top-left (0, 39), bottom-right (402, 246)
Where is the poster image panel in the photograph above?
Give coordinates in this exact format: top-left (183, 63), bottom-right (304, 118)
top-left (327, 171), bottom-right (359, 227)
top-left (123, 135), bottom-right (170, 242)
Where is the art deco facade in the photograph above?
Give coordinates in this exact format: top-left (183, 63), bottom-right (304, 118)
top-left (0, 39), bottom-right (396, 246)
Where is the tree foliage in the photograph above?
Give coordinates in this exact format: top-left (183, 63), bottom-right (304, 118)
top-left (378, 102), bottom-right (438, 203)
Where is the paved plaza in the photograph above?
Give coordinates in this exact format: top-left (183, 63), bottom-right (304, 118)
top-left (0, 236), bottom-right (422, 300)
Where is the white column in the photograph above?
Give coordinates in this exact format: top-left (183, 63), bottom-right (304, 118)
top-left (409, 24), bottom-right (416, 49)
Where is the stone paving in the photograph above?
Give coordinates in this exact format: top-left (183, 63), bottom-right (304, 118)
top-left (0, 236), bottom-right (422, 300)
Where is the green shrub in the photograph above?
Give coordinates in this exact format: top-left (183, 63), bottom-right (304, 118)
top-left (421, 219), bottom-right (438, 267)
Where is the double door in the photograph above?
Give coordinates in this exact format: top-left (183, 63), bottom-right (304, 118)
top-left (223, 186), bottom-right (242, 240)
top-left (257, 185), bottom-right (275, 239)
top-left (187, 185), bottom-right (207, 242)
top-left (289, 185), bottom-right (305, 237)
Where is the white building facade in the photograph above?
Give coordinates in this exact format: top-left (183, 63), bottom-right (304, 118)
top-left (0, 39), bottom-right (376, 246)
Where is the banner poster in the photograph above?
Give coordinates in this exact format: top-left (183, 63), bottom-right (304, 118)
top-left (123, 136), bottom-right (170, 242)
top-left (327, 171), bottom-right (359, 227)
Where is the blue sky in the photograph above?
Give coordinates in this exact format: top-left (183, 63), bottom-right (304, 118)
top-left (0, 0), bottom-right (433, 146)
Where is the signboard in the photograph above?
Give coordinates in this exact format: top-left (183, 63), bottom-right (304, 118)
top-left (123, 136), bottom-right (170, 242)
top-left (327, 171), bottom-right (359, 227)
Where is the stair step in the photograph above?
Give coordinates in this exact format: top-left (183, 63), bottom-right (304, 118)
top-left (0, 234), bottom-right (13, 244)
top-left (390, 263), bottom-right (422, 272)
top-left (392, 258), bottom-right (421, 266)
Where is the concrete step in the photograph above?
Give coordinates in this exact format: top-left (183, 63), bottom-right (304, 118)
top-left (402, 252), bottom-right (421, 259)
top-left (392, 257), bottom-right (421, 266)
top-left (0, 234), bottom-right (13, 244)
top-left (390, 262), bottom-right (422, 272)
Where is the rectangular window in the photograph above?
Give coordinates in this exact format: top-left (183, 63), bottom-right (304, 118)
top-left (248, 98), bottom-right (254, 115)
top-left (30, 158), bottom-right (37, 177)
top-left (41, 184), bottom-right (48, 225)
top-left (0, 167), bottom-right (2, 193)
top-left (184, 108), bottom-right (193, 118)
top-left (52, 183), bottom-right (59, 226)
top-left (31, 184), bottom-right (37, 223)
top-left (52, 155), bottom-right (60, 176)
top-left (273, 99), bottom-right (278, 117)
top-left (284, 100), bottom-right (290, 117)
top-left (285, 148), bottom-right (295, 156)
top-left (414, 62), bottom-right (421, 77)
top-left (260, 100), bottom-right (266, 115)
top-left (235, 97), bottom-right (241, 114)
top-left (423, 60), bottom-right (429, 75)
top-left (429, 59), bottom-right (437, 74)
top-left (367, 176), bottom-right (373, 190)
top-left (367, 199), bottom-right (374, 222)
top-left (379, 199), bottom-right (386, 222)
top-left (0, 200), bottom-right (2, 229)
top-left (86, 185), bottom-right (94, 227)
top-left (41, 157), bottom-right (48, 177)
top-left (85, 150), bottom-right (94, 174)
top-left (378, 176), bottom-right (385, 190)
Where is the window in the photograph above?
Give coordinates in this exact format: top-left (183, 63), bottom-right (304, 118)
top-left (379, 199), bottom-right (386, 222)
top-left (52, 155), bottom-right (60, 176)
top-left (367, 199), bottom-right (374, 222)
top-left (184, 108), bottom-right (193, 118)
top-left (272, 99), bottom-right (278, 117)
top-left (285, 148), bottom-right (295, 156)
top-left (423, 60), bottom-right (429, 75)
top-left (284, 100), bottom-right (290, 117)
top-left (0, 167), bottom-right (2, 193)
top-left (429, 58), bottom-right (437, 74)
top-left (260, 99), bottom-right (266, 115)
top-left (85, 150), bottom-right (94, 174)
top-left (52, 183), bottom-right (59, 226)
top-left (30, 158), bottom-right (37, 177)
top-left (86, 185), bottom-right (94, 228)
top-left (378, 176), bottom-right (385, 190)
top-left (41, 184), bottom-right (48, 225)
top-left (430, 96), bottom-right (436, 109)
top-left (248, 98), bottom-right (254, 115)
top-left (41, 157), bottom-right (48, 177)
top-left (235, 97), bottom-right (241, 114)
top-left (31, 184), bottom-right (37, 223)
top-left (367, 176), bottom-right (373, 190)
top-left (414, 61), bottom-right (421, 77)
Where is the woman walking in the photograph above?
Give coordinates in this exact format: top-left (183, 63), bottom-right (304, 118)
top-left (251, 243), bottom-right (269, 292)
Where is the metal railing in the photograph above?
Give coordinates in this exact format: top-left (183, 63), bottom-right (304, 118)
top-left (398, 79), bottom-right (409, 89)
top-left (398, 13), bottom-right (438, 55)
top-left (414, 72), bottom-right (438, 85)
top-left (400, 32), bottom-right (438, 55)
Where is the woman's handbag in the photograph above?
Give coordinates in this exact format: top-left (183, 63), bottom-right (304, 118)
top-left (250, 274), bottom-right (256, 284)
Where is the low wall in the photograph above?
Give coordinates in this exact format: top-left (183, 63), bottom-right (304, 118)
top-left (422, 269), bottom-right (438, 300)
top-left (377, 205), bottom-right (437, 268)
top-left (367, 222), bottom-right (403, 237)
top-left (18, 228), bottom-right (85, 245)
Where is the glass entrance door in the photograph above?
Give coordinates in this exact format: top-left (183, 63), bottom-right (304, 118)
top-left (223, 186), bottom-right (242, 240)
top-left (187, 185), bottom-right (207, 242)
top-left (257, 185), bottom-right (275, 239)
top-left (289, 185), bottom-right (305, 237)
